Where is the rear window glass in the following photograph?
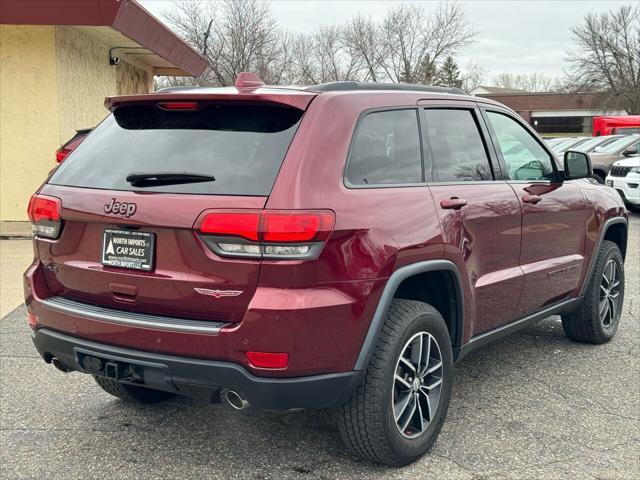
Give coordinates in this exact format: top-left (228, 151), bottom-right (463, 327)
top-left (346, 109), bottom-right (423, 186)
top-left (49, 103), bottom-right (304, 195)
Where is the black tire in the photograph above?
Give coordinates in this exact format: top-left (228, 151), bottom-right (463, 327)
top-left (336, 299), bottom-right (453, 467)
top-left (94, 376), bottom-right (176, 404)
top-left (562, 240), bottom-right (624, 343)
top-left (591, 172), bottom-right (605, 184)
top-left (627, 203), bottom-right (640, 213)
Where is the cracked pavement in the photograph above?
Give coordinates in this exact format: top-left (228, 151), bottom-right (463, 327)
top-left (1, 213), bottom-right (638, 479)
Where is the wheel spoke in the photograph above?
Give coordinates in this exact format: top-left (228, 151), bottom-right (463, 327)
top-left (394, 391), bottom-right (413, 421)
top-left (606, 261), bottom-right (615, 285)
top-left (411, 334), bottom-right (423, 374)
top-left (395, 374), bottom-right (412, 390)
top-left (609, 260), bottom-right (618, 288)
top-left (600, 284), bottom-right (608, 296)
top-left (424, 360), bottom-right (443, 376)
top-left (400, 395), bottom-right (417, 432)
top-left (608, 297), bottom-right (616, 321)
top-left (416, 394), bottom-right (425, 433)
top-left (399, 356), bottom-right (417, 375)
top-left (424, 378), bottom-right (443, 390)
top-left (599, 298), bottom-right (609, 318)
top-left (419, 389), bottom-right (431, 421)
top-left (610, 280), bottom-right (620, 290)
top-left (420, 335), bottom-right (431, 377)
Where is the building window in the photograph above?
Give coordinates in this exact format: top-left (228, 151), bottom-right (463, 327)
top-left (532, 116), bottom-right (590, 134)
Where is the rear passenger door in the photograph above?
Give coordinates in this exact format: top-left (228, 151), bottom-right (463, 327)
top-left (419, 102), bottom-right (523, 337)
top-left (481, 107), bottom-right (589, 317)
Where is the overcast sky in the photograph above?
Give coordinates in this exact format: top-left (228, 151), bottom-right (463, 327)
top-left (141, 0), bottom-right (632, 81)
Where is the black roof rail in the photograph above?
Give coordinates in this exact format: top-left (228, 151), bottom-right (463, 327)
top-left (306, 81), bottom-right (465, 95)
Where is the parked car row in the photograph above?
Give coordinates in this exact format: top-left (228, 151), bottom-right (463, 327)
top-left (546, 135), bottom-right (623, 156)
top-left (545, 134), bottom-right (639, 186)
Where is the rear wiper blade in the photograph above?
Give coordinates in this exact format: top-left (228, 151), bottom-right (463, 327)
top-left (125, 172), bottom-right (216, 187)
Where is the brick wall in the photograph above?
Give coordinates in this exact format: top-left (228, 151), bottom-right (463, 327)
top-left (477, 92), bottom-right (606, 113)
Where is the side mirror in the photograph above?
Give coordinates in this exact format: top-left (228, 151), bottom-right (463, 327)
top-left (622, 147), bottom-right (638, 157)
top-left (564, 150), bottom-right (592, 180)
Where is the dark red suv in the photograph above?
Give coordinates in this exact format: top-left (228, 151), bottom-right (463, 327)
top-left (25, 74), bottom-right (628, 466)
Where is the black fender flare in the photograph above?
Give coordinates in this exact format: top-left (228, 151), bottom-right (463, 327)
top-left (579, 216), bottom-right (628, 297)
top-left (353, 260), bottom-right (464, 371)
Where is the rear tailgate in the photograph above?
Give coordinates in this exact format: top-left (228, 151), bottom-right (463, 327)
top-left (37, 185), bottom-right (265, 322)
top-left (36, 94), bottom-right (313, 323)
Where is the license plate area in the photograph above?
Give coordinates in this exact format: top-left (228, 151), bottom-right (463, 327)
top-left (102, 229), bottom-right (154, 271)
top-left (606, 179), bottom-right (613, 187)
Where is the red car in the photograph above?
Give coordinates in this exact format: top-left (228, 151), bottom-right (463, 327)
top-left (25, 74), bottom-right (628, 466)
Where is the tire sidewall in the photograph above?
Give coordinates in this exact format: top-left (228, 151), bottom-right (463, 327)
top-left (382, 310), bottom-right (453, 462)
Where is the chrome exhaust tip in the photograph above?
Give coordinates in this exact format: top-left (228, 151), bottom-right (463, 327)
top-left (51, 357), bottom-right (70, 373)
top-left (222, 390), bottom-right (249, 410)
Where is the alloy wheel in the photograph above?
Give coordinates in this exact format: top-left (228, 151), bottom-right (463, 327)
top-left (599, 259), bottom-right (621, 329)
top-left (392, 332), bottom-right (443, 438)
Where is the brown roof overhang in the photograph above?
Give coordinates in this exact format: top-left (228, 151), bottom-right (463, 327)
top-left (0, 0), bottom-right (207, 76)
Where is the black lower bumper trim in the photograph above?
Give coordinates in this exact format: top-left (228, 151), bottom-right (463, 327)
top-left (32, 328), bottom-right (363, 410)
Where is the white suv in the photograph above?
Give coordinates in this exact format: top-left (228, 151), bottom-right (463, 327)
top-left (606, 156), bottom-right (640, 212)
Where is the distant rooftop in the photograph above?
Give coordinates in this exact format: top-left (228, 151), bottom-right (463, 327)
top-left (471, 86), bottom-right (528, 95)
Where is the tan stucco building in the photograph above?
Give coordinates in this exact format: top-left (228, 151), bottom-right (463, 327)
top-left (0, 0), bottom-right (206, 223)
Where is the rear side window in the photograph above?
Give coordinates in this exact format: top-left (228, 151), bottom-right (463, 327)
top-left (346, 109), bottom-right (422, 186)
top-left (422, 109), bottom-right (493, 182)
top-left (49, 103), bottom-right (304, 195)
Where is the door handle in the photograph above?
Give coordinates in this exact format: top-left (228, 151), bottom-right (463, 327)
top-left (522, 194), bottom-right (542, 204)
top-left (440, 197), bottom-right (467, 210)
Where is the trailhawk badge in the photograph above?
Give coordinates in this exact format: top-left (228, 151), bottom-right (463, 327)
top-left (194, 288), bottom-right (243, 298)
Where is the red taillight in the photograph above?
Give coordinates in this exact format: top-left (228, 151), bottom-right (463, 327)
top-left (55, 148), bottom-right (70, 163)
top-left (246, 351), bottom-right (289, 369)
top-left (27, 194), bottom-right (62, 238)
top-left (261, 211), bottom-right (334, 242)
top-left (195, 209), bottom-right (335, 259)
top-left (157, 101), bottom-right (198, 111)
top-left (56, 134), bottom-right (87, 163)
top-left (200, 211), bottom-right (260, 241)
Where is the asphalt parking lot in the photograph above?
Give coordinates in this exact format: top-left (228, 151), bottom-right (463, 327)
top-left (1, 213), bottom-right (638, 479)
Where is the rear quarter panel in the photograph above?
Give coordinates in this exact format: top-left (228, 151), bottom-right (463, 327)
top-left (265, 92), bottom-right (445, 369)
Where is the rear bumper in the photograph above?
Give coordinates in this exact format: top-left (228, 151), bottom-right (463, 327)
top-left (32, 328), bottom-right (364, 410)
top-left (24, 261), bottom-right (385, 376)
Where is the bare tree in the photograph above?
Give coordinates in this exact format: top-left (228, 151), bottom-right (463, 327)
top-left (380, 3), bottom-right (476, 83)
top-left (566, 5), bottom-right (639, 114)
top-left (342, 15), bottom-right (387, 82)
top-left (163, 0), bottom-right (481, 88)
top-left (292, 25), bottom-right (363, 84)
top-left (493, 72), bottom-right (565, 92)
top-left (163, 0), bottom-right (291, 86)
top-left (162, 1), bottom-right (218, 86)
top-left (460, 60), bottom-right (487, 93)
